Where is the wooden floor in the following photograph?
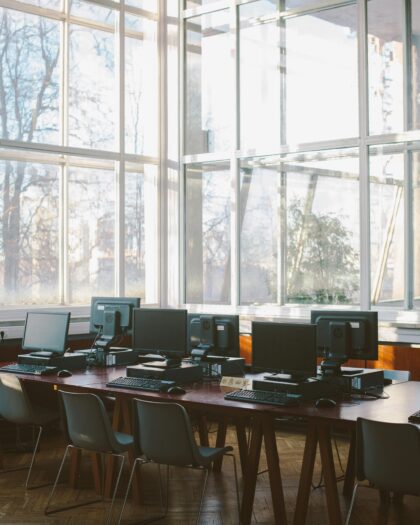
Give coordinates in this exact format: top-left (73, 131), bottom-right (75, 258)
top-left (0, 422), bottom-right (419, 524)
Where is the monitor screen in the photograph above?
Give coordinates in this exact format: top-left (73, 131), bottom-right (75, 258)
top-left (89, 297), bottom-right (140, 336)
top-left (133, 308), bottom-right (188, 358)
top-left (22, 311), bottom-right (70, 355)
top-left (310, 310), bottom-right (378, 361)
top-left (188, 314), bottom-right (240, 357)
top-left (252, 322), bottom-right (317, 379)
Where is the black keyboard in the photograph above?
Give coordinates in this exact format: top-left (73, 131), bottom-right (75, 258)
top-left (0, 363), bottom-right (58, 376)
top-left (408, 410), bottom-right (420, 423)
top-left (224, 389), bottom-right (302, 407)
top-left (106, 376), bottom-right (176, 392)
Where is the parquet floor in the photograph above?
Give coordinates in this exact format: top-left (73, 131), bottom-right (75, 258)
top-left (0, 422), bottom-right (419, 524)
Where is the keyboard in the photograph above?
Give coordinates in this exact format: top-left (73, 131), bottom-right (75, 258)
top-left (224, 389), bottom-right (302, 407)
top-left (0, 363), bottom-right (58, 375)
top-left (106, 376), bottom-right (176, 392)
top-left (408, 410), bottom-right (420, 423)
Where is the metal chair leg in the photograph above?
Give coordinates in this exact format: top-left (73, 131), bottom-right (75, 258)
top-left (0, 425), bottom-right (48, 490)
top-left (118, 457), bottom-right (141, 525)
top-left (45, 445), bottom-right (102, 515)
top-left (25, 425), bottom-right (43, 489)
top-left (226, 453), bottom-right (241, 521)
top-left (196, 468), bottom-right (209, 525)
top-left (345, 483), bottom-right (359, 525)
top-left (106, 454), bottom-right (125, 525)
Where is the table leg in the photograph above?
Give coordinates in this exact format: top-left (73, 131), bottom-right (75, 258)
top-left (91, 452), bottom-right (103, 495)
top-left (235, 418), bottom-right (249, 476)
top-left (213, 418), bottom-right (228, 472)
top-left (262, 414), bottom-right (288, 524)
top-left (343, 429), bottom-right (356, 498)
top-left (317, 424), bottom-right (343, 525)
top-left (240, 417), bottom-right (263, 525)
top-left (69, 447), bottom-right (81, 489)
top-left (198, 415), bottom-right (210, 447)
top-left (293, 422), bottom-right (318, 525)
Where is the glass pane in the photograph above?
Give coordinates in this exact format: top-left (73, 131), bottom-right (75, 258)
top-left (285, 150), bottom-right (360, 304)
top-left (69, 25), bottom-right (115, 150)
top-left (368, 0), bottom-right (404, 135)
top-left (0, 160), bottom-right (59, 304)
top-left (410, 1), bottom-right (420, 130)
top-left (68, 166), bottom-right (115, 303)
top-left (125, 165), bottom-right (158, 303)
top-left (239, 161), bottom-right (280, 305)
top-left (0, 9), bottom-right (60, 144)
top-left (70, 0), bottom-right (115, 25)
top-left (414, 151), bottom-right (420, 305)
top-left (185, 10), bottom-right (231, 155)
top-left (185, 162), bottom-right (230, 304)
top-left (239, 1), bottom-right (280, 152)
top-left (285, 5), bottom-right (358, 143)
top-left (125, 15), bottom-right (158, 156)
top-left (370, 147), bottom-right (404, 306)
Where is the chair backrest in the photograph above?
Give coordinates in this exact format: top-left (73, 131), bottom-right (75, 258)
top-left (0, 373), bottom-right (33, 424)
top-left (60, 391), bottom-right (121, 453)
top-left (133, 399), bottom-right (200, 467)
top-left (383, 369), bottom-right (411, 383)
top-left (356, 417), bottom-right (420, 495)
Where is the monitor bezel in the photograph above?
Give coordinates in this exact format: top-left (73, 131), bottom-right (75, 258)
top-left (251, 321), bottom-right (317, 378)
top-left (22, 311), bottom-right (71, 355)
top-left (133, 308), bottom-right (188, 358)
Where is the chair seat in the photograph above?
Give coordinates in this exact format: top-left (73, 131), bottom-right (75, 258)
top-left (114, 431), bottom-right (134, 452)
top-left (197, 445), bottom-right (233, 467)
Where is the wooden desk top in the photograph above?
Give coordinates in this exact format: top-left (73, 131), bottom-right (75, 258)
top-left (14, 365), bottom-right (420, 426)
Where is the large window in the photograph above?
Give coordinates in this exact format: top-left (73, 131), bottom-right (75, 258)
top-left (0, 1), bottom-right (160, 307)
top-left (182, 0), bottom-right (420, 317)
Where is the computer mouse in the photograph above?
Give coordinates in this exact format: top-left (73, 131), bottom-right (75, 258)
top-left (57, 369), bottom-right (72, 378)
top-left (167, 386), bottom-right (186, 395)
top-left (315, 397), bottom-right (336, 408)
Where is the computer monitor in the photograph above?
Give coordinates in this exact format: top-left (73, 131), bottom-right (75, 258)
top-left (310, 310), bottom-right (378, 375)
top-left (252, 321), bottom-right (317, 381)
top-left (89, 296), bottom-right (140, 350)
top-left (133, 308), bottom-right (188, 360)
top-left (188, 314), bottom-right (240, 359)
top-left (22, 311), bottom-right (70, 357)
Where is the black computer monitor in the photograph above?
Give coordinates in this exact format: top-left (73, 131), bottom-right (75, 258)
top-left (252, 321), bottom-right (317, 381)
top-left (22, 311), bottom-right (70, 357)
top-left (310, 310), bottom-right (378, 375)
top-left (90, 297), bottom-right (140, 335)
top-left (188, 314), bottom-right (240, 358)
top-left (133, 308), bottom-right (188, 359)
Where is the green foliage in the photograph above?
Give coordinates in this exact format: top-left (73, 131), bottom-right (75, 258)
top-left (287, 199), bottom-right (358, 304)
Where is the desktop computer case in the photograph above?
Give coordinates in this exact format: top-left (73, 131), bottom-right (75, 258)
top-left (127, 362), bottom-right (203, 383)
top-left (18, 352), bottom-right (87, 370)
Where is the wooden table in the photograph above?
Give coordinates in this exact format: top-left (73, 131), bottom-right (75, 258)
top-left (15, 367), bottom-right (420, 525)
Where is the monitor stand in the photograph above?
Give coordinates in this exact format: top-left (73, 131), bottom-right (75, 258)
top-left (29, 351), bottom-right (55, 358)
